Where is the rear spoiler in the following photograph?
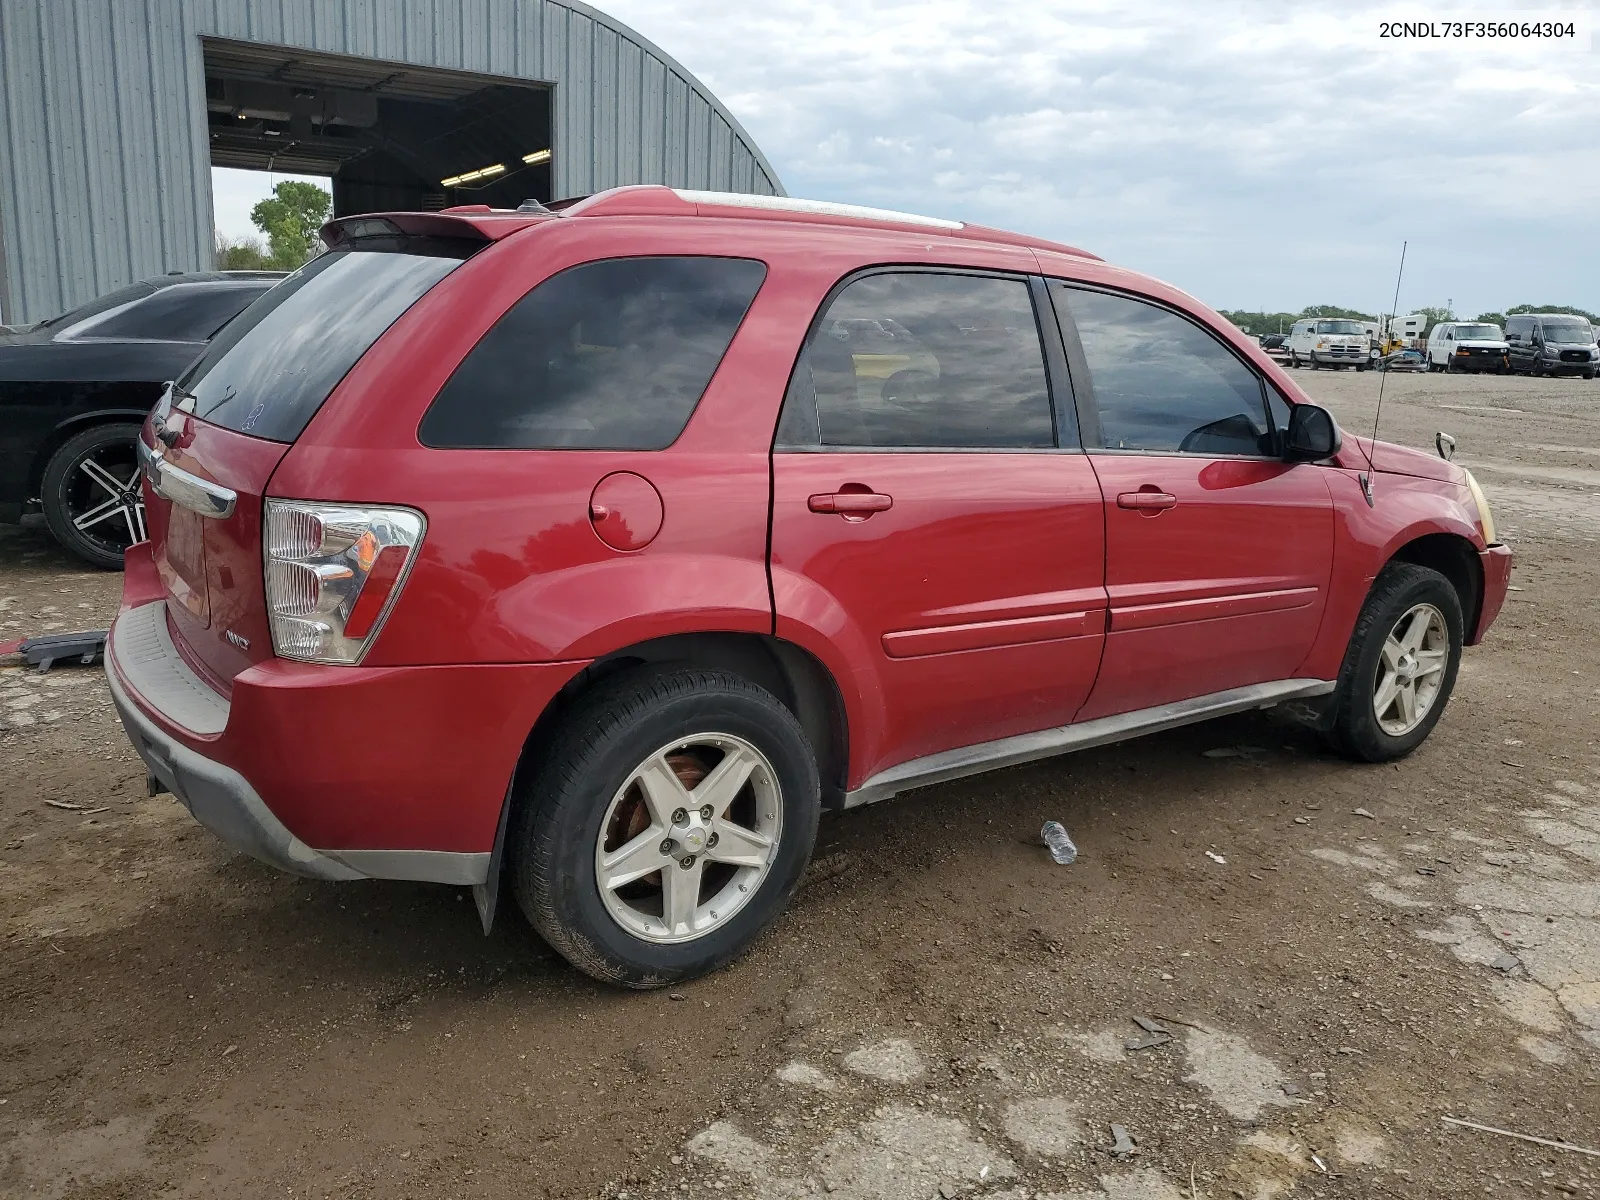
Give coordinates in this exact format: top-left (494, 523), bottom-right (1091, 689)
top-left (320, 210), bottom-right (552, 252)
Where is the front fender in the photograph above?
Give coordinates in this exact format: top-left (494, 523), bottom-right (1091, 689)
top-left (1296, 468), bottom-right (1484, 680)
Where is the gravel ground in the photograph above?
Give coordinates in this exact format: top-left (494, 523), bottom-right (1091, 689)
top-left (2, 368), bottom-right (1597, 1199)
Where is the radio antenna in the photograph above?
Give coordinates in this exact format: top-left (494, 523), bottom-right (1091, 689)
top-left (1362, 240), bottom-right (1407, 507)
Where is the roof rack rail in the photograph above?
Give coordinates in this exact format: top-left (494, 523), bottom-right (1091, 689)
top-left (558, 186), bottom-right (1101, 260)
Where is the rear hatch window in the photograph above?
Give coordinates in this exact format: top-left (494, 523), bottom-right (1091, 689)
top-left (176, 249), bottom-right (466, 442)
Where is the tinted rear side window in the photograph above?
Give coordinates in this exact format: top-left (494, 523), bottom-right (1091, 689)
top-left (420, 256), bottom-right (767, 450)
top-left (85, 283), bottom-right (268, 342)
top-left (775, 271), bottom-right (1056, 449)
top-left (179, 250), bottom-right (464, 442)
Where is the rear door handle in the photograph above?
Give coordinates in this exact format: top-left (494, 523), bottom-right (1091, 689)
top-left (1116, 490), bottom-right (1176, 511)
top-left (808, 491), bottom-right (893, 516)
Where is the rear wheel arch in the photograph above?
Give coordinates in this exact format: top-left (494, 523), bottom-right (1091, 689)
top-left (515, 632), bottom-right (850, 814)
top-left (1387, 532), bottom-right (1483, 643)
top-left (27, 402), bottom-right (156, 497)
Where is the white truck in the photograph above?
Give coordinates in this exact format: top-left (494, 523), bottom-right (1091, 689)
top-left (1287, 317), bottom-right (1371, 370)
top-left (1425, 321), bottom-right (1511, 373)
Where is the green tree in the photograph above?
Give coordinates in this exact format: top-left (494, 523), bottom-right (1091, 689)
top-left (1506, 303), bottom-right (1599, 322)
top-left (1415, 305), bottom-right (1454, 335)
top-left (1474, 312), bottom-right (1505, 327)
top-left (250, 180), bottom-right (332, 270)
top-left (214, 234), bottom-right (274, 271)
top-left (1299, 304), bottom-right (1378, 322)
top-left (1218, 310), bottom-right (1300, 336)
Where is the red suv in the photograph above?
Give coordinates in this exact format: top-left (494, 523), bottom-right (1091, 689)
top-left (108, 187), bottom-right (1512, 986)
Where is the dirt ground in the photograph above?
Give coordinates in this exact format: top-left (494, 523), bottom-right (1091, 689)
top-left (2, 368), bottom-right (1598, 1200)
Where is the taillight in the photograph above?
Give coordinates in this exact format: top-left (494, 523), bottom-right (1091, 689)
top-left (264, 500), bottom-right (425, 664)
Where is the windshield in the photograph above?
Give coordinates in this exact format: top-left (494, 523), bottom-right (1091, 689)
top-left (1316, 320), bottom-right (1363, 335)
top-left (1541, 319), bottom-right (1594, 344)
top-left (178, 249), bottom-right (466, 442)
top-left (1453, 325), bottom-right (1502, 341)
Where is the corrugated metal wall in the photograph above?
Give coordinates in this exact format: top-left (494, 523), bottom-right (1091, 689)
top-left (0, 0), bottom-right (782, 323)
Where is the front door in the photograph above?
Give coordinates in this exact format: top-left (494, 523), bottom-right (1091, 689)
top-left (770, 270), bottom-right (1108, 785)
top-left (1048, 282), bottom-right (1334, 721)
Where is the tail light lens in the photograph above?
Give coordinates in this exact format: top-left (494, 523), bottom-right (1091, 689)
top-left (264, 500), bottom-right (425, 664)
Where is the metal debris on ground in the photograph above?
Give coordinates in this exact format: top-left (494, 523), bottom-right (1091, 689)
top-left (1441, 1117), bottom-right (1600, 1159)
top-left (1202, 745), bottom-right (1266, 758)
top-left (1124, 1016), bottom-right (1173, 1051)
top-left (16, 630), bottom-right (108, 674)
top-left (1110, 1123), bottom-right (1136, 1158)
top-left (1041, 820), bottom-right (1078, 865)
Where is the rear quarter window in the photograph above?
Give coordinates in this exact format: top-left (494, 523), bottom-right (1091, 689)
top-left (419, 256), bottom-right (767, 450)
top-left (179, 250), bottom-right (465, 442)
top-left (83, 283), bottom-right (267, 342)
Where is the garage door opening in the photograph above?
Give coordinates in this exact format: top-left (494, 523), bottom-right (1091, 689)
top-left (203, 38), bottom-right (553, 218)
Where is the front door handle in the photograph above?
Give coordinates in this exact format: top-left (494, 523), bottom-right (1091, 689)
top-left (808, 491), bottom-right (893, 516)
top-left (1117, 490), bottom-right (1176, 512)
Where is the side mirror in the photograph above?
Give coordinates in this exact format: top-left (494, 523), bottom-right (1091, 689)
top-left (1284, 403), bottom-right (1342, 462)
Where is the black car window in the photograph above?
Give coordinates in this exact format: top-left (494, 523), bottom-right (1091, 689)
top-left (180, 250), bottom-right (466, 443)
top-left (775, 271), bottom-right (1056, 450)
top-left (80, 283), bottom-right (269, 343)
top-left (40, 282), bottom-right (157, 331)
top-left (421, 256), bottom-right (766, 450)
top-left (1056, 285), bottom-right (1271, 456)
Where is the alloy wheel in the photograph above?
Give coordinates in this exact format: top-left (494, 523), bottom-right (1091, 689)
top-left (1372, 602), bottom-right (1449, 736)
top-left (594, 733), bottom-right (782, 944)
top-left (65, 438), bottom-right (146, 558)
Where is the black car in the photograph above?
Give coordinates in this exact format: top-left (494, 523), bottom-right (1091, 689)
top-left (0, 271), bottom-right (282, 568)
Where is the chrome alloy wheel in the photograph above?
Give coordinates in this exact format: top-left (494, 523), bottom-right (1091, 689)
top-left (595, 733), bottom-right (782, 944)
top-left (68, 444), bottom-right (146, 553)
top-left (1373, 602), bottom-right (1449, 736)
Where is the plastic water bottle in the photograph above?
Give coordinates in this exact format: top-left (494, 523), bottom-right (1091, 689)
top-left (1041, 820), bottom-right (1078, 865)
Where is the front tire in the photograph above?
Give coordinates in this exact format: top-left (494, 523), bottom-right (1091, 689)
top-left (40, 422), bottom-right (147, 571)
top-left (1324, 563), bottom-right (1464, 763)
top-left (511, 665), bottom-right (820, 988)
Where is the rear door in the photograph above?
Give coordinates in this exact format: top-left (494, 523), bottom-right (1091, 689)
top-left (770, 269), bottom-right (1107, 784)
top-left (144, 248), bottom-right (469, 686)
top-left (1048, 282), bottom-right (1334, 721)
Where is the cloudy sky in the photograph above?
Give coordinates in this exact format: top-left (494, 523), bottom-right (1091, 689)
top-left (214, 0), bottom-right (1597, 319)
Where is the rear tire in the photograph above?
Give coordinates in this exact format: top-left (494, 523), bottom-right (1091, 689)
top-left (40, 422), bottom-right (146, 571)
top-left (510, 665), bottom-right (820, 988)
top-left (1323, 564), bottom-right (1463, 763)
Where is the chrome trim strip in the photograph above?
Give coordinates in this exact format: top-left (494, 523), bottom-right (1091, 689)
top-left (843, 678), bottom-right (1337, 808)
top-left (138, 438), bottom-right (237, 520)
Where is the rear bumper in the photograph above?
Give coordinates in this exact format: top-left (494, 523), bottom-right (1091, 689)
top-left (106, 556), bottom-right (586, 883)
top-left (107, 661), bottom-right (366, 881)
top-left (1472, 543), bottom-right (1513, 644)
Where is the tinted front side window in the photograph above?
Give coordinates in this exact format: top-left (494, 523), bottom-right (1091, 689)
top-left (420, 256), bottom-right (766, 450)
top-left (1057, 287), bottom-right (1271, 456)
top-left (776, 271), bottom-right (1055, 449)
top-left (86, 284), bottom-right (268, 342)
top-left (179, 251), bottom-right (463, 442)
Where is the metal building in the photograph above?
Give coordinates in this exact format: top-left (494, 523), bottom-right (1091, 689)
top-left (0, 0), bottom-right (783, 324)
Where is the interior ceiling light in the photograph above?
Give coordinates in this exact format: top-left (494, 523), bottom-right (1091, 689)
top-left (439, 163), bottom-right (507, 188)
top-left (522, 149), bottom-right (551, 165)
